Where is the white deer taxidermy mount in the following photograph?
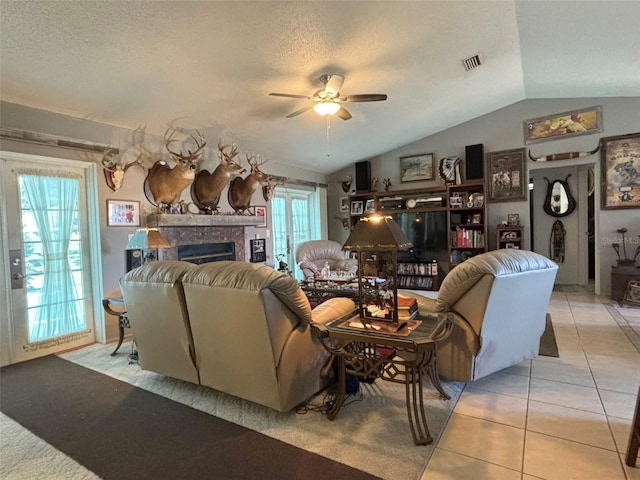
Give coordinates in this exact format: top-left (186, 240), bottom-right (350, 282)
top-left (144, 128), bottom-right (206, 213)
top-left (101, 148), bottom-right (145, 191)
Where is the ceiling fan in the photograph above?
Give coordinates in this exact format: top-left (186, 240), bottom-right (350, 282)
top-left (269, 74), bottom-right (387, 120)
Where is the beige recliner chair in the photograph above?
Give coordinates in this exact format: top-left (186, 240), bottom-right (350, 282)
top-left (295, 239), bottom-right (357, 279)
top-left (121, 260), bottom-right (356, 412)
top-left (120, 260), bottom-right (199, 384)
top-left (402, 249), bottom-right (558, 382)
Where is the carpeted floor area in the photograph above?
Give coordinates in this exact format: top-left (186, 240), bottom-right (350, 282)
top-left (3, 344), bottom-right (464, 480)
top-left (0, 355), bottom-right (380, 480)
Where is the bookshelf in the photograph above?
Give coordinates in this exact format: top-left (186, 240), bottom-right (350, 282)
top-left (447, 180), bottom-right (488, 269)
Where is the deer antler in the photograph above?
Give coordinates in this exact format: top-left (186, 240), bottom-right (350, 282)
top-left (164, 128), bottom-right (207, 162)
top-left (218, 141), bottom-right (239, 162)
top-left (246, 154), bottom-right (269, 167)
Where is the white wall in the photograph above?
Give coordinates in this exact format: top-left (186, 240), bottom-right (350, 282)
top-left (328, 97), bottom-right (640, 296)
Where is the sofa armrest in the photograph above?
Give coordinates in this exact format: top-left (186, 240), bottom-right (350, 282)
top-left (299, 260), bottom-right (319, 274)
top-left (311, 297), bottom-right (357, 326)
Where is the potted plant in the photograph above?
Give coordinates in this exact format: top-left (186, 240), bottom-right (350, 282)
top-left (611, 228), bottom-right (640, 267)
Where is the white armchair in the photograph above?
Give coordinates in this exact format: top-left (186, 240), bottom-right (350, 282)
top-left (295, 240), bottom-right (357, 280)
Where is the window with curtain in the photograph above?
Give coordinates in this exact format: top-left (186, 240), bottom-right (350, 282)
top-left (271, 187), bottom-right (319, 280)
top-left (19, 172), bottom-right (86, 342)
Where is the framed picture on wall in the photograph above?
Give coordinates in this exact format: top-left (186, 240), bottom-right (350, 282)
top-left (399, 153), bottom-right (434, 182)
top-left (600, 132), bottom-right (640, 209)
top-left (523, 106), bottom-right (603, 145)
top-left (106, 199), bottom-right (140, 226)
top-left (351, 200), bottom-right (364, 215)
top-left (254, 205), bottom-right (267, 227)
top-left (340, 197), bottom-right (350, 212)
top-left (487, 148), bottom-right (527, 202)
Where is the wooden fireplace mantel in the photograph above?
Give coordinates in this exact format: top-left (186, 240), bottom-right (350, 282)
top-left (147, 213), bottom-right (263, 228)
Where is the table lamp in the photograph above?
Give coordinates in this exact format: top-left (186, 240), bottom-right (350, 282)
top-left (343, 214), bottom-right (412, 323)
top-left (125, 227), bottom-right (170, 270)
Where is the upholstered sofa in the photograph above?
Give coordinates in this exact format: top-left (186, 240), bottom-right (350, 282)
top-left (120, 260), bottom-right (355, 412)
top-left (401, 249), bottom-right (558, 382)
top-left (295, 239), bottom-right (357, 279)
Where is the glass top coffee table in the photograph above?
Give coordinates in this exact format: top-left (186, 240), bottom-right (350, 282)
top-left (312, 311), bottom-right (453, 445)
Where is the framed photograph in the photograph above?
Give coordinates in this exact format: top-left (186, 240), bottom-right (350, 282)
top-left (507, 213), bottom-right (520, 226)
top-left (106, 199), bottom-right (140, 227)
top-left (351, 200), bottom-right (364, 215)
top-left (469, 192), bottom-right (484, 208)
top-left (600, 132), bottom-right (640, 209)
top-left (523, 105), bottom-right (603, 145)
top-left (254, 205), bottom-right (267, 227)
top-left (399, 153), bottom-right (434, 183)
top-left (340, 197), bottom-right (350, 212)
top-left (471, 213), bottom-right (482, 224)
top-left (487, 148), bottom-right (527, 203)
top-left (364, 199), bottom-right (375, 214)
top-left (505, 243), bottom-right (515, 249)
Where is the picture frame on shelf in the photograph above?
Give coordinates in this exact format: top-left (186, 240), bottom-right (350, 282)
top-left (507, 213), bottom-right (520, 225)
top-left (505, 243), bottom-right (515, 249)
top-left (487, 148), bottom-right (527, 202)
top-left (600, 132), bottom-right (640, 209)
top-left (351, 200), bottom-right (364, 215)
top-left (471, 213), bottom-right (482, 224)
top-left (399, 153), bottom-right (434, 183)
top-left (469, 192), bottom-right (484, 208)
top-left (106, 199), bottom-right (140, 227)
top-left (254, 205), bottom-right (267, 227)
top-left (364, 199), bottom-right (375, 214)
top-left (523, 105), bottom-right (603, 145)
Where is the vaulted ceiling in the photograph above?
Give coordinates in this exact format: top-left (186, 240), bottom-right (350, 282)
top-left (1, 1), bottom-right (638, 174)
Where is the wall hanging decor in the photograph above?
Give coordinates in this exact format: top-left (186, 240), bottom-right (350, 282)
top-left (528, 145), bottom-right (599, 162)
top-left (107, 199), bottom-right (140, 227)
top-left (600, 132), bottom-right (640, 209)
top-left (438, 156), bottom-right (462, 185)
top-left (543, 175), bottom-right (576, 217)
top-left (523, 106), bottom-right (602, 145)
top-left (400, 153), bottom-right (434, 182)
top-left (550, 219), bottom-right (566, 263)
top-left (487, 148), bottom-right (527, 202)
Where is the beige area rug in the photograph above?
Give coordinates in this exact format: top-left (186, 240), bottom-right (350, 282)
top-left (62, 343), bottom-right (464, 480)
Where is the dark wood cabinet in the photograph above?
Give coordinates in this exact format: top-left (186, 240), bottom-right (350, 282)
top-left (496, 225), bottom-right (525, 250)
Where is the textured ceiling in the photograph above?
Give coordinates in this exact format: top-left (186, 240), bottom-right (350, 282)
top-left (1, 1), bottom-right (639, 174)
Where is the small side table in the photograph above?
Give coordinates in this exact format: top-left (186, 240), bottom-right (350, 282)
top-left (313, 311), bottom-right (454, 445)
top-left (102, 297), bottom-right (130, 356)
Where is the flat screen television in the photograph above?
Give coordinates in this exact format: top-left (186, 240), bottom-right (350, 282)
top-left (392, 210), bottom-right (448, 265)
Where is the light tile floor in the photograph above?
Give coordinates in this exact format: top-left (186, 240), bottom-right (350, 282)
top-left (422, 290), bottom-right (640, 480)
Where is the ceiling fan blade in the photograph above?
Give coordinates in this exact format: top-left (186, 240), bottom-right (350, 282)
top-left (269, 93), bottom-right (311, 99)
top-left (285, 104), bottom-right (314, 118)
top-left (325, 74), bottom-right (345, 97)
top-left (342, 94), bottom-right (388, 102)
top-left (336, 106), bottom-right (352, 121)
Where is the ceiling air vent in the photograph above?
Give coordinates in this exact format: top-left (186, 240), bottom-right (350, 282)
top-left (462, 53), bottom-right (484, 71)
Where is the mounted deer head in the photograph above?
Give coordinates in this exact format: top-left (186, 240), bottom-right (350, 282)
top-left (228, 154), bottom-right (271, 214)
top-left (190, 141), bottom-right (247, 214)
top-left (143, 128), bottom-right (206, 212)
top-left (101, 148), bottom-right (145, 191)
top-left (262, 178), bottom-right (284, 202)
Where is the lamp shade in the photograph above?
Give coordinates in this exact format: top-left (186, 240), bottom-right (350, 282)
top-left (343, 215), bottom-right (413, 250)
top-left (126, 228), bottom-right (170, 250)
top-left (313, 100), bottom-right (341, 116)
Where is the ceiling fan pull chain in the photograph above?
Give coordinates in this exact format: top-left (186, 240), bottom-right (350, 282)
top-left (326, 115), bottom-right (332, 157)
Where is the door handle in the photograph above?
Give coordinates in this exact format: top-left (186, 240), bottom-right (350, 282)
top-left (11, 272), bottom-right (26, 280)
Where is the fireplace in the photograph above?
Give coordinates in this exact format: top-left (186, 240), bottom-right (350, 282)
top-left (177, 242), bottom-right (236, 264)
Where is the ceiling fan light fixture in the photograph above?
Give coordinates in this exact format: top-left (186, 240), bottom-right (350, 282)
top-left (313, 101), bottom-right (341, 116)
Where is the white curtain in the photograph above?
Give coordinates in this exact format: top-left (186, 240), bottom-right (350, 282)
top-left (20, 173), bottom-right (84, 341)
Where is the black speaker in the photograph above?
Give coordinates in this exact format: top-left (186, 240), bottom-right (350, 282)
top-left (465, 144), bottom-right (484, 180)
top-left (355, 160), bottom-right (371, 192)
